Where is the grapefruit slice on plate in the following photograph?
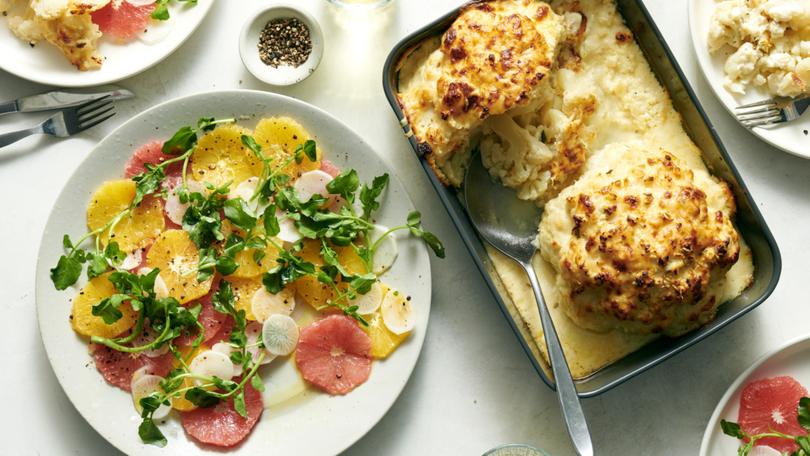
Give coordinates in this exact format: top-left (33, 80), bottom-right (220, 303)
top-left (738, 376), bottom-right (808, 453)
top-left (295, 314), bottom-right (372, 395)
top-left (92, 1), bottom-right (156, 43)
top-left (181, 381), bottom-right (263, 447)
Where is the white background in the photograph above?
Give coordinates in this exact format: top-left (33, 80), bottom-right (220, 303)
top-left (0, 0), bottom-right (807, 455)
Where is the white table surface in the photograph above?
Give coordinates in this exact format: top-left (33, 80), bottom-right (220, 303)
top-left (1, 0), bottom-right (807, 455)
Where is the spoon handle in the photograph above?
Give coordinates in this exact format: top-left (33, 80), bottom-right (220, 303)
top-left (523, 262), bottom-right (594, 456)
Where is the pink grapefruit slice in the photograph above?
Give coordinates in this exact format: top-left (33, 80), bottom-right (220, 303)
top-left (295, 314), bottom-right (372, 395)
top-left (738, 376), bottom-right (808, 453)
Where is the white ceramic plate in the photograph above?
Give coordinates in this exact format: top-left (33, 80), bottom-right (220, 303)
top-left (0, 0), bottom-right (214, 87)
top-left (700, 334), bottom-right (810, 455)
top-left (688, 0), bottom-right (810, 158)
top-left (34, 90), bottom-right (432, 455)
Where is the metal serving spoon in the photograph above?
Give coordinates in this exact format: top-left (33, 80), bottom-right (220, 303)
top-left (464, 152), bottom-right (594, 456)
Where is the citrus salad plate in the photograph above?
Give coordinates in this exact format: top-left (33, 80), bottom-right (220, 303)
top-left (35, 90), bottom-right (438, 454)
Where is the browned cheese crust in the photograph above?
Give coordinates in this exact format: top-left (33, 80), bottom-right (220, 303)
top-left (540, 144), bottom-right (741, 336)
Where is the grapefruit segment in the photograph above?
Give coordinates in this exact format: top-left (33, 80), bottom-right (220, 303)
top-left (124, 140), bottom-right (180, 178)
top-left (91, 1), bottom-right (156, 43)
top-left (181, 381), bottom-right (263, 447)
top-left (91, 343), bottom-right (173, 392)
top-left (738, 376), bottom-right (808, 453)
top-left (295, 315), bottom-right (372, 395)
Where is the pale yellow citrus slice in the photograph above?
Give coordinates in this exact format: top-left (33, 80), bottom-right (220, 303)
top-left (146, 230), bottom-right (213, 304)
top-left (253, 116), bottom-right (321, 178)
top-left (190, 124), bottom-right (263, 189)
top-left (86, 179), bottom-right (165, 252)
top-left (71, 272), bottom-right (138, 339)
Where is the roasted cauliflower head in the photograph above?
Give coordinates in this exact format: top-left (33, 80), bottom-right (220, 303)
top-left (396, 0), bottom-right (565, 187)
top-left (538, 142), bottom-right (741, 336)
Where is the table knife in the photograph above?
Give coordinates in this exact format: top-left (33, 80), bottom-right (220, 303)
top-left (0, 87), bottom-right (134, 117)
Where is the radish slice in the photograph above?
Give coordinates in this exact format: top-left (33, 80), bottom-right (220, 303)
top-left (131, 365), bottom-right (151, 384)
top-left (119, 248), bottom-right (143, 270)
top-left (262, 314), bottom-right (299, 356)
top-left (131, 322), bottom-right (169, 358)
top-left (229, 177), bottom-right (268, 215)
top-left (277, 210), bottom-right (302, 243)
top-left (127, 0), bottom-right (155, 6)
top-left (138, 10), bottom-right (175, 45)
top-left (370, 224), bottom-right (398, 275)
top-left (189, 350), bottom-right (235, 383)
top-left (350, 281), bottom-right (383, 315)
top-left (748, 448), bottom-right (782, 456)
top-left (137, 267), bottom-right (169, 299)
top-left (251, 286), bottom-right (295, 322)
top-left (293, 170), bottom-right (333, 203)
top-left (380, 288), bottom-right (414, 335)
top-left (246, 321), bottom-right (274, 365)
top-left (131, 374), bottom-right (171, 420)
top-left (164, 179), bottom-right (205, 225)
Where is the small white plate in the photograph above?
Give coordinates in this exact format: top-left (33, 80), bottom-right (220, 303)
top-left (35, 90), bottom-right (432, 455)
top-left (0, 0), bottom-right (213, 88)
top-left (700, 334), bottom-right (810, 455)
top-left (239, 4), bottom-right (324, 86)
top-left (688, 0), bottom-right (810, 159)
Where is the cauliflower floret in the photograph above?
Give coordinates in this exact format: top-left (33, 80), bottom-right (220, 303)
top-left (710, 0), bottom-right (810, 96)
top-left (724, 42), bottom-right (760, 93)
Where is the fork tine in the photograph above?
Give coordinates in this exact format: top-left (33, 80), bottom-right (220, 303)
top-left (736, 109), bottom-right (782, 121)
top-left (79, 105), bottom-right (115, 126)
top-left (79, 111), bottom-right (116, 131)
top-left (736, 98), bottom-right (778, 110)
top-left (742, 115), bottom-right (784, 128)
top-left (76, 95), bottom-right (112, 115)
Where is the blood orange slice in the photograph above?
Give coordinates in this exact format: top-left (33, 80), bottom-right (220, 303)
top-left (91, 1), bottom-right (156, 43)
top-left (181, 381), bottom-right (263, 447)
top-left (295, 315), bottom-right (372, 395)
top-left (91, 344), bottom-right (173, 392)
top-left (123, 140), bottom-right (181, 178)
top-left (738, 376), bottom-right (808, 453)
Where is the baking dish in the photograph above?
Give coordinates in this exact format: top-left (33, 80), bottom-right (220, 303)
top-left (381, 0), bottom-right (781, 397)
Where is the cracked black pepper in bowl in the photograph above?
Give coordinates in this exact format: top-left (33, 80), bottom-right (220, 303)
top-left (257, 17), bottom-right (313, 68)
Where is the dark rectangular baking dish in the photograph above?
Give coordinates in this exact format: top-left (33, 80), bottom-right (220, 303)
top-left (382, 0), bottom-right (781, 397)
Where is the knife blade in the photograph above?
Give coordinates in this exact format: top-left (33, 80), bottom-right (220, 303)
top-left (0, 87), bottom-right (135, 117)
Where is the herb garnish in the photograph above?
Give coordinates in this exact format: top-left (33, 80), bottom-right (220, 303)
top-left (151, 0), bottom-right (197, 21)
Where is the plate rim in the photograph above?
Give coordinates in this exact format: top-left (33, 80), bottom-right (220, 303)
top-left (686, 0), bottom-right (810, 160)
top-left (0, 0), bottom-right (215, 88)
top-left (699, 333), bottom-right (810, 455)
top-left (33, 88), bottom-right (433, 455)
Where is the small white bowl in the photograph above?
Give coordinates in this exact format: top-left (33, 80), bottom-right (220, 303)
top-left (239, 4), bottom-right (324, 86)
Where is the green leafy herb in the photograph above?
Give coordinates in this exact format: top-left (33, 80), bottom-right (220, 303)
top-left (326, 169), bottom-right (359, 203)
top-left (359, 173), bottom-right (389, 220)
top-left (138, 418), bottom-right (167, 447)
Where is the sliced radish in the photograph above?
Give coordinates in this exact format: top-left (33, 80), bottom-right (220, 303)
top-left (246, 321), bottom-right (274, 365)
top-left (211, 342), bottom-right (233, 356)
top-left (131, 322), bottom-right (169, 358)
top-left (131, 374), bottom-right (171, 420)
top-left (251, 287), bottom-right (295, 322)
top-left (262, 314), bottom-right (299, 356)
top-left (127, 0), bottom-right (155, 6)
top-left (164, 180), bottom-right (205, 225)
top-left (119, 248), bottom-right (143, 270)
top-left (350, 281), bottom-right (383, 315)
top-left (189, 350), bottom-right (235, 383)
top-left (277, 211), bottom-right (302, 243)
top-left (748, 448), bottom-right (782, 456)
top-left (137, 267), bottom-right (169, 299)
top-left (381, 288), bottom-right (414, 335)
top-left (370, 224), bottom-right (398, 275)
top-left (293, 170), bottom-right (333, 203)
top-left (131, 365), bottom-right (151, 384)
top-left (229, 177), bottom-right (268, 215)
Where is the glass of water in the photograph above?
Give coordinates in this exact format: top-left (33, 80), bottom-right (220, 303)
top-left (326, 0), bottom-right (392, 9)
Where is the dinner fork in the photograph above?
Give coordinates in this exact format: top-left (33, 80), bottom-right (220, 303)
top-left (0, 96), bottom-right (115, 148)
top-left (734, 96), bottom-right (810, 128)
